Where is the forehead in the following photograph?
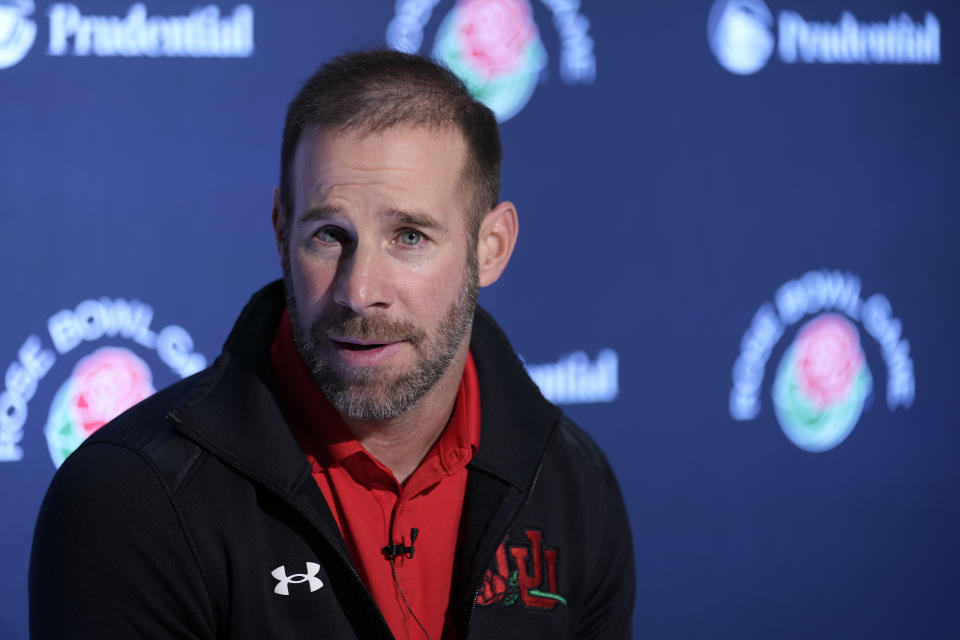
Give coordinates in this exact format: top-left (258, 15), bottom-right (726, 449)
top-left (291, 124), bottom-right (470, 214)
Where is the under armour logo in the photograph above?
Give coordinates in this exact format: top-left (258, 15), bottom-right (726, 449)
top-left (271, 562), bottom-right (324, 596)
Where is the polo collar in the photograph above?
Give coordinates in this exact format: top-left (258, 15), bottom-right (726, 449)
top-left (267, 307), bottom-right (482, 490)
top-left (165, 280), bottom-right (560, 498)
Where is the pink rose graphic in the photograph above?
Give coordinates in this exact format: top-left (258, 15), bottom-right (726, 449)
top-left (456, 0), bottom-right (537, 79)
top-left (794, 314), bottom-right (862, 410)
top-left (433, 0), bottom-right (547, 121)
top-left (71, 348), bottom-right (155, 434)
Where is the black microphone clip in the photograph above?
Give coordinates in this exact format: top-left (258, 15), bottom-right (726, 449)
top-left (382, 527), bottom-right (419, 561)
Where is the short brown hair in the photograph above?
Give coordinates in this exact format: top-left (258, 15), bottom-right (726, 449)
top-left (279, 49), bottom-right (502, 236)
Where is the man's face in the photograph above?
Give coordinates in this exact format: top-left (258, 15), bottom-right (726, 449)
top-left (280, 125), bottom-right (479, 421)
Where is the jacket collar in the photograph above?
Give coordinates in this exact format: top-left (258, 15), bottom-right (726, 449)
top-left (166, 280), bottom-right (308, 497)
top-left (166, 280), bottom-right (560, 498)
top-left (468, 306), bottom-right (560, 487)
top-left (165, 280), bottom-right (562, 637)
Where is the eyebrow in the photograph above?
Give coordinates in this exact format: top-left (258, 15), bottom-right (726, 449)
top-left (298, 206), bottom-right (341, 224)
top-left (386, 209), bottom-right (449, 234)
top-left (299, 205), bottom-right (448, 234)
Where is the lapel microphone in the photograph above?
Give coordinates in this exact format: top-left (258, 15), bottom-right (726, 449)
top-left (382, 527), bottom-right (418, 561)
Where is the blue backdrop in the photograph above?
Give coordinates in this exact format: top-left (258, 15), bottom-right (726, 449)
top-left (2, 0), bottom-right (958, 637)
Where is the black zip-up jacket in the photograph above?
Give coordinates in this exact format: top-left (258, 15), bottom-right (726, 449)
top-left (30, 281), bottom-right (635, 639)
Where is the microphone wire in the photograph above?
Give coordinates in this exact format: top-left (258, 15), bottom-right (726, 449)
top-left (389, 528), bottom-right (431, 640)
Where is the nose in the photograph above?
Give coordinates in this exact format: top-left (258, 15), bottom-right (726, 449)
top-left (332, 239), bottom-right (393, 313)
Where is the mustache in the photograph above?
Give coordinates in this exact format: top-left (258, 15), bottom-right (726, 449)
top-left (311, 310), bottom-right (426, 345)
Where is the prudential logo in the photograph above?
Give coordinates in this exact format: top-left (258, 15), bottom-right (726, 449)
top-left (0, 0), bottom-right (37, 69)
top-left (708, 0), bottom-right (774, 75)
top-left (708, 0), bottom-right (941, 75)
top-left (0, 2), bottom-right (254, 68)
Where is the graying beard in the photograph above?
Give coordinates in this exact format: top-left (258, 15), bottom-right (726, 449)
top-left (283, 246), bottom-right (478, 421)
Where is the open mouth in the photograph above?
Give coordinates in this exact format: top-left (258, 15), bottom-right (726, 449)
top-left (328, 338), bottom-right (404, 366)
top-left (330, 339), bottom-right (393, 351)
top-left (339, 342), bottom-right (384, 351)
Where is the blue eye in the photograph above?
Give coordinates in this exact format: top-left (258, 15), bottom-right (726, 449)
top-left (316, 227), bottom-right (346, 245)
top-left (398, 230), bottom-right (423, 246)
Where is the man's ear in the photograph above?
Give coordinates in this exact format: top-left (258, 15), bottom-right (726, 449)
top-left (476, 201), bottom-right (519, 288)
top-left (271, 187), bottom-right (286, 258)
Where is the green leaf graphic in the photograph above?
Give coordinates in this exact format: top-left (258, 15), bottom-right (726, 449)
top-left (528, 589), bottom-right (568, 606)
top-left (502, 570), bottom-right (520, 607)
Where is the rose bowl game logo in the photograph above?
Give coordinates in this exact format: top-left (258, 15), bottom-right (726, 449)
top-left (44, 347), bottom-right (156, 468)
top-left (433, 0), bottom-right (547, 121)
top-left (388, 0), bottom-right (596, 123)
top-left (729, 269), bottom-right (915, 453)
top-left (772, 314), bottom-right (872, 452)
top-left (0, 296), bottom-right (205, 464)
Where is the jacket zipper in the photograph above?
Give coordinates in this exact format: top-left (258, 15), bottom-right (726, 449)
top-left (463, 452), bottom-right (548, 637)
top-left (285, 492), bottom-right (394, 639)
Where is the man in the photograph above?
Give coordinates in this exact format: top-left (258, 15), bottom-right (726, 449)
top-left (30, 50), bottom-right (634, 639)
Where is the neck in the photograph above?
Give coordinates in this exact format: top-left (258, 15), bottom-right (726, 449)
top-left (341, 343), bottom-right (469, 485)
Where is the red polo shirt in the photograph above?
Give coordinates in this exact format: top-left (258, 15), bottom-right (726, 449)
top-left (270, 311), bottom-right (481, 640)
